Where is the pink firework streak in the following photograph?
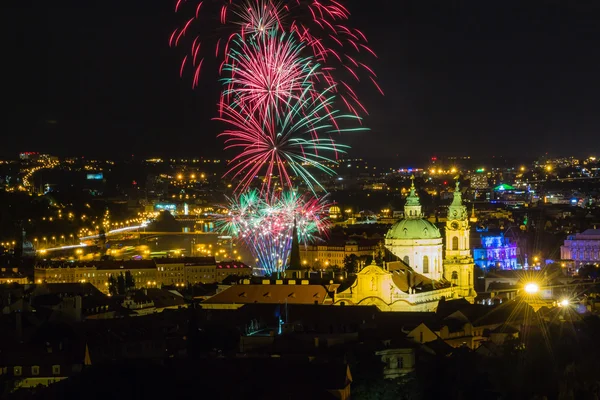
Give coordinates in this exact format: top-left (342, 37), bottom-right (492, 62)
top-left (170, 0), bottom-right (383, 115)
top-left (220, 30), bottom-right (327, 121)
top-left (215, 84), bottom-right (363, 194)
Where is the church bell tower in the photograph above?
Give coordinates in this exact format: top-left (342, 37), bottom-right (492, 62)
top-left (444, 181), bottom-right (476, 300)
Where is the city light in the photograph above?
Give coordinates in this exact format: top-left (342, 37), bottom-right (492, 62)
top-left (559, 298), bottom-right (570, 307)
top-left (524, 283), bottom-right (539, 294)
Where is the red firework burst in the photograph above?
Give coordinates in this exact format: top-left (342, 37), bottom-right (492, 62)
top-left (170, 0), bottom-right (383, 115)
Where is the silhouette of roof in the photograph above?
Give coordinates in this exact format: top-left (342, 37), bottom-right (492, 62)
top-left (436, 298), bottom-right (472, 318)
top-left (422, 338), bottom-right (454, 356)
top-left (33, 282), bottom-right (104, 297)
top-left (144, 288), bottom-right (185, 309)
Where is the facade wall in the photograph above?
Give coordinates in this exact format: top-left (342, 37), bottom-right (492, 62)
top-left (385, 238), bottom-right (444, 281)
top-left (561, 238), bottom-right (600, 265)
top-left (300, 243), bottom-right (378, 268)
top-left (35, 262), bottom-right (248, 292)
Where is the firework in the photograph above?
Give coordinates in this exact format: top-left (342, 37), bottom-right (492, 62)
top-left (216, 80), bottom-right (367, 193)
top-left (171, 0), bottom-right (382, 114)
top-left (219, 189), bottom-right (330, 276)
top-left (220, 30), bottom-right (324, 121)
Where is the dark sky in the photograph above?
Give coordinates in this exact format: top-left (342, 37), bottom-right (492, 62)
top-left (3, 0), bottom-right (600, 162)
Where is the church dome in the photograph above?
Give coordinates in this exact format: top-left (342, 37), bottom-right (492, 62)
top-left (386, 175), bottom-right (441, 240)
top-left (329, 205), bottom-right (341, 215)
top-left (386, 218), bottom-right (441, 240)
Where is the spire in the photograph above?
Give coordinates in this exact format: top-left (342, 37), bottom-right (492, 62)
top-left (288, 218), bottom-right (301, 270)
top-left (469, 203), bottom-right (478, 223)
top-left (451, 180), bottom-right (463, 206)
top-left (405, 176), bottom-right (420, 206)
top-left (404, 175), bottom-right (422, 219)
top-left (448, 180), bottom-right (467, 221)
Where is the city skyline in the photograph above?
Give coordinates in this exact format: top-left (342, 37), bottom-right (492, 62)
top-left (4, 0), bottom-right (600, 158)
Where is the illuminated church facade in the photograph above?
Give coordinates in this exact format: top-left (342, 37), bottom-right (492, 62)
top-left (335, 179), bottom-right (476, 311)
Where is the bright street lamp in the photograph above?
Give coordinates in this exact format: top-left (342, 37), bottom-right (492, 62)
top-left (524, 283), bottom-right (539, 294)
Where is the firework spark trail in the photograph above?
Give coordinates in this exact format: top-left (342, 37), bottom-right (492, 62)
top-left (219, 189), bottom-right (330, 275)
top-left (216, 81), bottom-right (367, 194)
top-left (220, 30), bottom-right (324, 121)
top-left (170, 0), bottom-right (382, 115)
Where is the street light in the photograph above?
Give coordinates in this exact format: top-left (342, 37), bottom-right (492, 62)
top-left (559, 299), bottom-right (570, 307)
top-left (524, 283), bottom-right (539, 294)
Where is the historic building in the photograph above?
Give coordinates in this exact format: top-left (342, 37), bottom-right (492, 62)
top-left (334, 260), bottom-right (454, 311)
top-left (561, 228), bottom-right (600, 267)
top-left (443, 182), bottom-right (476, 299)
top-left (473, 230), bottom-right (519, 270)
top-left (385, 178), bottom-right (444, 281)
top-left (34, 258), bottom-right (251, 293)
top-left (299, 238), bottom-right (380, 269)
top-left (385, 178), bottom-right (475, 301)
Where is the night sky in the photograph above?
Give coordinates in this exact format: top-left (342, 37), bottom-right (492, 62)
top-left (4, 0), bottom-right (600, 162)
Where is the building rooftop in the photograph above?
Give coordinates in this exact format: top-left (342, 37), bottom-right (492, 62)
top-left (386, 218), bottom-right (441, 240)
top-left (154, 256), bottom-right (215, 265)
top-left (203, 283), bottom-right (332, 305)
top-left (576, 229), bottom-right (600, 238)
top-left (216, 261), bottom-right (251, 269)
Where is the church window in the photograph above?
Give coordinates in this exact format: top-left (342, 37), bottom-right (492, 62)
top-left (423, 256), bottom-right (429, 274)
top-left (451, 271), bottom-right (458, 280)
top-left (419, 332), bottom-right (424, 342)
top-left (403, 256), bottom-right (410, 266)
top-left (452, 236), bottom-right (459, 251)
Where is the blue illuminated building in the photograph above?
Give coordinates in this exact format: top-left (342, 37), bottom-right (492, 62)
top-left (473, 230), bottom-right (518, 270)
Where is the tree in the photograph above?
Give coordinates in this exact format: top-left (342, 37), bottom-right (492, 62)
top-left (125, 270), bottom-right (135, 290)
top-left (117, 273), bottom-right (126, 295)
top-left (107, 275), bottom-right (118, 296)
top-left (343, 254), bottom-right (359, 274)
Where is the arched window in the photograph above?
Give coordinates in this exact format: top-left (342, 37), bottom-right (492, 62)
top-left (423, 256), bottom-right (429, 274)
top-left (403, 256), bottom-right (410, 266)
top-left (451, 271), bottom-right (458, 280)
top-left (452, 236), bottom-right (459, 251)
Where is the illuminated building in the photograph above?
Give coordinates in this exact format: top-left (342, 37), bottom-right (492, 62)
top-left (299, 238), bottom-right (380, 268)
top-left (385, 177), bottom-right (444, 281)
top-left (490, 184), bottom-right (532, 205)
top-left (328, 204), bottom-right (342, 220)
top-left (334, 259), bottom-right (454, 311)
top-left (443, 182), bottom-right (476, 299)
top-left (469, 172), bottom-right (489, 190)
top-left (561, 229), bottom-right (600, 267)
top-left (34, 258), bottom-right (250, 292)
top-left (473, 231), bottom-right (518, 270)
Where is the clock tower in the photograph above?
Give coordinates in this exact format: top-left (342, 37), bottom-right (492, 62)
top-left (444, 181), bottom-right (476, 300)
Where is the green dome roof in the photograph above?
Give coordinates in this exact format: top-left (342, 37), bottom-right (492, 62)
top-left (386, 219), bottom-right (441, 240)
